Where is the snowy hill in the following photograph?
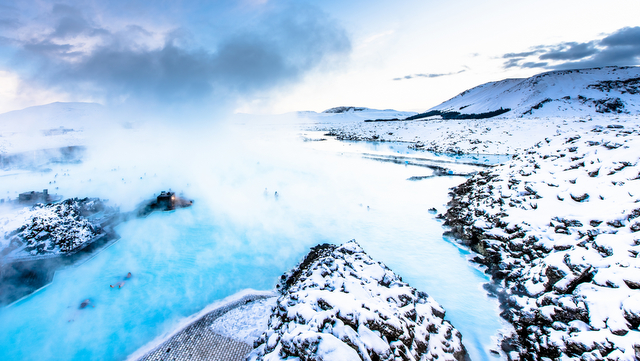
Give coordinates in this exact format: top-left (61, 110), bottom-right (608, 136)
top-left (428, 66), bottom-right (640, 118)
top-left (0, 102), bottom-right (104, 133)
top-left (298, 107), bottom-right (417, 124)
top-left (0, 102), bottom-right (105, 154)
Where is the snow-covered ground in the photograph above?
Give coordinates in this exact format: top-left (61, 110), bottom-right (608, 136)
top-left (0, 207), bottom-right (36, 250)
top-left (312, 115), bottom-right (640, 155)
top-left (210, 297), bottom-right (278, 344)
top-left (442, 125), bottom-right (640, 360)
top-left (306, 66), bottom-right (640, 156)
top-left (248, 241), bottom-right (469, 361)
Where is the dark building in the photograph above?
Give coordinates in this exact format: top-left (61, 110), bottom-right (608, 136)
top-left (156, 191), bottom-right (176, 210)
top-left (18, 189), bottom-right (58, 204)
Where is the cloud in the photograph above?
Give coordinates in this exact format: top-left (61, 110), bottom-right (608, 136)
top-left (503, 58), bottom-right (523, 69)
top-left (501, 26), bottom-right (640, 70)
top-left (393, 69), bottom-right (465, 81)
top-left (502, 50), bottom-right (542, 59)
top-left (7, 2), bottom-right (352, 109)
top-left (601, 26), bottom-right (640, 47)
top-left (520, 61), bottom-right (548, 69)
top-left (538, 42), bottom-right (598, 61)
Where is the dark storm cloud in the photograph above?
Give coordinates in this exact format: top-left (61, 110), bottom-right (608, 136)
top-left (601, 26), bottom-right (640, 46)
top-left (538, 42), bottom-right (598, 61)
top-left (393, 69), bottom-right (465, 81)
top-left (502, 27), bottom-right (640, 70)
top-left (12, 2), bottom-right (351, 105)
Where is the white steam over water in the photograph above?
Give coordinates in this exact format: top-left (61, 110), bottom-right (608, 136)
top-left (0, 114), bottom-right (504, 361)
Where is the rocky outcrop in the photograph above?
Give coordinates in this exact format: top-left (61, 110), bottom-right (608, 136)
top-left (248, 241), bottom-right (469, 361)
top-left (10, 198), bottom-right (112, 255)
top-left (442, 126), bottom-right (640, 360)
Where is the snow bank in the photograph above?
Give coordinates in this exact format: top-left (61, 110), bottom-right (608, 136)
top-left (442, 125), bottom-right (640, 360)
top-left (248, 241), bottom-right (469, 361)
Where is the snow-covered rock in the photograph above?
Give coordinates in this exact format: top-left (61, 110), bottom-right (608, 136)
top-left (3, 198), bottom-right (113, 256)
top-left (248, 241), bottom-right (469, 361)
top-left (442, 125), bottom-right (640, 360)
top-left (429, 66), bottom-right (640, 118)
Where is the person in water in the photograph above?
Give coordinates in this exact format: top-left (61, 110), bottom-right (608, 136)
top-left (79, 299), bottom-right (93, 309)
top-left (68, 298), bottom-right (95, 322)
top-left (110, 272), bottom-right (133, 288)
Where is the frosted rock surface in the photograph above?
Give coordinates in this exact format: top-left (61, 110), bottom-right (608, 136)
top-left (247, 241), bottom-right (469, 361)
top-left (443, 126), bottom-right (640, 360)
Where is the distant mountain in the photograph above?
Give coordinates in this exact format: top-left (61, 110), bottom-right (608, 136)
top-left (300, 107), bottom-right (418, 124)
top-left (0, 102), bottom-right (106, 154)
top-left (322, 106), bottom-right (367, 113)
top-left (0, 102), bottom-right (105, 133)
top-left (426, 66), bottom-right (640, 118)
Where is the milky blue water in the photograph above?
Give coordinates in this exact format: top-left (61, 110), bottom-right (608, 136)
top-left (0, 124), bottom-right (505, 361)
top-left (336, 138), bottom-right (512, 164)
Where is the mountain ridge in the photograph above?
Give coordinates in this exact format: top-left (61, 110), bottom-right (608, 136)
top-left (427, 66), bottom-right (640, 118)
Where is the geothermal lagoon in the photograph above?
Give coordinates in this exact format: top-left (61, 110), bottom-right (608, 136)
top-left (0, 121), bottom-right (504, 361)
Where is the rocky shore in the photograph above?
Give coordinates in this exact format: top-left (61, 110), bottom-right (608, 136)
top-left (314, 115), bottom-right (640, 156)
top-left (247, 241), bottom-right (469, 361)
top-left (441, 125), bottom-right (640, 360)
top-left (0, 191), bottom-right (192, 306)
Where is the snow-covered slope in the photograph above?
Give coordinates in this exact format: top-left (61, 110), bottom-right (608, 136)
top-left (248, 241), bottom-right (469, 361)
top-left (0, 102), bottom-right (105, 154)
top-left (430, 66), bottom-right (640, 117)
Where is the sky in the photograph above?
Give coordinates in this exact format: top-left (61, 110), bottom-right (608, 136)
top-left (0, 0), bottom-right (639, 115)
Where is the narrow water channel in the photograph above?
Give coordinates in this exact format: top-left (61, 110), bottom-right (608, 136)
top-left (0, 123), bottom-right (505, 361)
